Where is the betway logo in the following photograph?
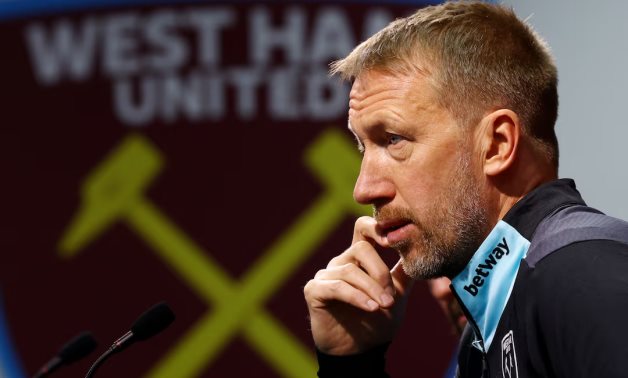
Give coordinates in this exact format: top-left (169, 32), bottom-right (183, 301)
top-left (464, 238), bottom-right (510, 297)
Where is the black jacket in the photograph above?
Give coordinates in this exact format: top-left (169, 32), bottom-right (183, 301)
top-left (317, 179), bottom-right (628, 378)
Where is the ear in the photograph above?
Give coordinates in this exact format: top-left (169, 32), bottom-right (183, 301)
top-left (477, 109), bottom-right (521, 177)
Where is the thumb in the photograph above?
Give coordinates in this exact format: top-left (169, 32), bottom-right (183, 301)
top-left (391, 260), bottom-right (414, 297)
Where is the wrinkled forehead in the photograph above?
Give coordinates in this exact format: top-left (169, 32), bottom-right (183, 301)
top-left (348, 68), bottom-right (445, 123)
top-left (350, 66), bottom-right (443, 105)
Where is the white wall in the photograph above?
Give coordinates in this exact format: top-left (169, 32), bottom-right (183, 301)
top-left (504, 1), bottom-right (628, 219)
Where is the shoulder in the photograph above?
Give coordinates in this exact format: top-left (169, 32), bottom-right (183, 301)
top-left (524, 239), bottom-right (628, 327)
top-left (529, 238), bottom-right (628, 293)
top-left (522, 240), bottom-right (628, 377)
top-left (524, 204), bottom-right (628, 268)
top-left (521, 204), bottom-right (628, 309)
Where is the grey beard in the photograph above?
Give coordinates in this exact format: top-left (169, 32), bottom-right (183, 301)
top-left (397, 156), bottom-right (489, 280)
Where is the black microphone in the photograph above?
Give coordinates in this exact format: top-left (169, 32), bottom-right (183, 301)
top-left (33, 331), bottom-right (97, 378)
top-left (85, 302), bottom-right (175, 378)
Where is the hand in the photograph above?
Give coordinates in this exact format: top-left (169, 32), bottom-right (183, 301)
top-left (304, 216), bottom-right (414, 355)
top-left (428, 277), bottom-right (467, 336)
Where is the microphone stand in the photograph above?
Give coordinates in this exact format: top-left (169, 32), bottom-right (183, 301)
top-left (84, 348), bottom-right (115, 378)
top-left (84, 331), bottom-right (132, 378)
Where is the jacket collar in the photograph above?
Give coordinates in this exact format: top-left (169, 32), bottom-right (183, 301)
top-left (502, 179), bottom-right (585, 240)
top-left (450, 179), bottom-right (584, 352)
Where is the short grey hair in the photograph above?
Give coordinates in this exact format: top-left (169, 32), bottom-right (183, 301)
top-left (331, 1), bottom-right (559, 168)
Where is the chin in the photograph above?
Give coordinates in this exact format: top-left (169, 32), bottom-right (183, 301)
top-left (399, 255), bottom-right (440, 280)
top-left (399, 246), bottom-right (470, 280)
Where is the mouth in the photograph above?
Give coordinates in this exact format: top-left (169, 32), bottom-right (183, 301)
top-left (378, 219), bottom-right (409, 232)
top-left (378, 219), bottom-right (413, 245)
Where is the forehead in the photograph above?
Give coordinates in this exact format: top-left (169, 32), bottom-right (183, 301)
top-left (348, 69), bottom-right (443, 129)
top-left (349, 70), bottom-right (414, 103)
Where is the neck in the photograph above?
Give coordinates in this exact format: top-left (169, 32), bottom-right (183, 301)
top-left (492, 143), bottom-right (558, 222)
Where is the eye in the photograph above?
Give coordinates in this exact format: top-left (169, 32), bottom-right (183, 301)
top-left (387, 134), bottom-right (404, 146)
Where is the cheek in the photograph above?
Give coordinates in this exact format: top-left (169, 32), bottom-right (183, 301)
top-left (395, 167), bottom-right (442, 206)
top-left (409, 147), bottom-right (459, 183)
top-left (390, 145), bottom-right (461, 207)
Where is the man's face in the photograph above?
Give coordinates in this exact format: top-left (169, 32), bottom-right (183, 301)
top-left (349, 69), bottom-right (489, 279)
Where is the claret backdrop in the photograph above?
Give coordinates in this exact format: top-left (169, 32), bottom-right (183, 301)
top-left (0, 1), bottom-right (457, 377)
top-left (3, 0), bottom-right (628, 377)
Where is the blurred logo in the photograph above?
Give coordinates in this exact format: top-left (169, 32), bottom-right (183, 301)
top-left (501, 330), bottom-right (518, 378)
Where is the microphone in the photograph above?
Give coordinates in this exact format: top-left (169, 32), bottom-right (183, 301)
top-left (33, 331), bottom-right (97, 378)
top-left (85, 302), bottom-right (175, 378)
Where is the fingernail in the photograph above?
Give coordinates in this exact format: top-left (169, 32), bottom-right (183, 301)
top-left (382, 236), bottom-right (389, 246)
top-left (366, 299), bottom-right (379, 310)
top-left (380, 293), bottom-right (394, 307)
top-left (385, 286), bottom-right (396, 297)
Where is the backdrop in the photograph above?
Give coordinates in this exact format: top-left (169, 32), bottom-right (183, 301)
top-left (505, 0), bottom-right (628, 220)
top-left (0, 1), bottom-right (457, 377)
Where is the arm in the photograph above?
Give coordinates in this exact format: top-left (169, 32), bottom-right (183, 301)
top-left (316, 343), bottom-right (390, 378)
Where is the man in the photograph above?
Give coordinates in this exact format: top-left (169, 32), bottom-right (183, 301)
top-left (303, 2), bottom-right (628, 377)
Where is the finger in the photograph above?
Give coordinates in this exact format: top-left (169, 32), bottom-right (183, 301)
top-left (329, 240), bottom-right (384, 268)
top-left (305, 278), bottom-right (383, 312)
top-left (427, 277), bottom-right (452, 299)
top-left (391, 260), bottom-right (415, 296)
top-left (315, 263), bottom-right (395, 308)
top-left (352, 241), bottom-right (395, 293)
top-left (327, 241), bottom-right (394, 294)
top-left (352, 216), bottom-right (389, 247)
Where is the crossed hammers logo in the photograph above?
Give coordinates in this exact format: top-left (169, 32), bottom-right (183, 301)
top-left (57, 129), bottom-right (367, 377)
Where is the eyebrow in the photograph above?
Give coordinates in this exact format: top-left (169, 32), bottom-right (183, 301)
top-left (347, 120), bottom-right (365, 153)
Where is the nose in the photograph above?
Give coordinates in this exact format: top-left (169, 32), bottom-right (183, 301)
top-left (353, 153), bottom-right (395, 205)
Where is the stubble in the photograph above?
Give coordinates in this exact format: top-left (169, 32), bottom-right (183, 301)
top-left (375, 152), bottom-right (489, 279)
